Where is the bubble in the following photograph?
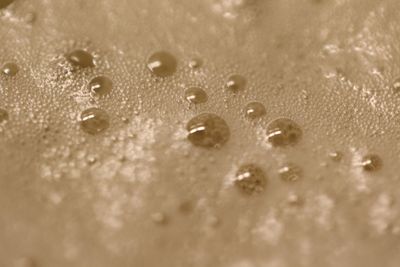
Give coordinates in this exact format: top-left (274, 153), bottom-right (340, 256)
top-left (278, 164), bottom-right (302, 182)
top-left (147, 51), bottom-right (177, 77)
top-left (79, 107), bottom-right (110, 135)
top-left (244, 101), bottom-right (266, 119)
top-left (186, 113), bottom-right (230, 148)
top-left (0, 0), bottom-right (14, 9)
top-left (188, 58), bottom-right (203, 69)
top-left (66, 50), bottom-right (95, 68)
top-left (226, 74), bottom-right (246, 92)
top-left (1, 63), bottom-right (19, 77)
top-left (329, 151), bottom-right (342, 162)
top-left (361, 154), bottom-right (382, 172)
top-left (0, 108), bottom-right (9, 123)
top-left (234, 164), bottom-right (267, 195)
top-left (393, 77), bottom-right (400, 92)
top-left (266, 118), bottom-right (302, 147)
top-left (185, 87), bottom-right (208, 104)
top-left (88, 76), bottom-right (112, 96)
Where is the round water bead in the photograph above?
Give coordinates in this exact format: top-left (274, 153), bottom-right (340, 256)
top-left (0, 108), bottom-right (8, 123)
top-left (329, 151), bottom-right (343, 162)
top-left (188, 58), bottom-right (203, 69)
top-left (361, 154), bottom-right (382, 172)
top-left (1, 62), bottom-right (19, 77)
top-left (186, 113), bottom-right (230, 148)
top-left (66, 50), bottom-right (95, 68)
top-left (79, 107), bottom-right (110, 135)
top-left (88, 76), bottom-right (112, 96)
top-left (235, 164), bottom-right (267, 195)
top-left (393, 77), bottom-right (400, 92)
top-left (0, 0), bottom-right (14, 9)
top-left (226, 74), bottom-right (246, 92)
top-left (185, 87), bottom-right (208, 104)
top-left (147, 51), bottom-right (177, 77)
top-left (279, 164), bottom-right (302, 182)
top-left (266, 118), bottom-right (302, 147)
top-left (244, 102), bottom-right (266, 119)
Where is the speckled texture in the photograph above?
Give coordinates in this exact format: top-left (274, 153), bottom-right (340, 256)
top-left (1, 0), bottom-right (400, 266)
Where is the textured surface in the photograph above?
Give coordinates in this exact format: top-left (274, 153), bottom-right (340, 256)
top-left (1, 0), bottom-right (400, 266)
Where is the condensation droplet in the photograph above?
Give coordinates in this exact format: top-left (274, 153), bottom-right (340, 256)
top-left (1, 63), bottom-right (19, 77)
top-left (147, 51), bottom-right (177, 77)
top-left (329, 151), bottom-right (342, 162)
top-left (226, 74), bottom-right (246, 92)
top-left (0, 0), bottom-right (14, 9)
top-left (393, 77), bottom-right (400, 92)
top-left (151, 212), bottom-right (168, 225)
top-left (235, 164), bottom-right (267, 195)
top-left (244, 101), bottom-right (266, 119)
top-left (185, 87), bottom-right (208, 104)
top-left (186, 113), bottom-right (230, 148)
top-left (279, 164), bottom-right (302, 182)
top-left (88, 76), bottom-right (112, 96)
top-left (361, 154), bottom-right (382, 172)
top-left (188, 58), bottom-right (203, 69)
top-left (66, 50), bottom-right (95, 68)
top-left (266, 118), bottom-right (302, 147)
top-left (0, 108), bottom-right (9, 123)
top-left (79, 108), bottom-right (110, 135)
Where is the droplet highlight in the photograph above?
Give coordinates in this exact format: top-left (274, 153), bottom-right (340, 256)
top-left (88, 76), bottom-right (112, 96)
top-left (79, 107), bottom-right (110, 135)
top-left (393, 77), bottom-right (400, 92)
top-left (1, 63), bottom-right (19, 77)
top-left (186, 113), bottom-right (230, 148)
top-left (234, 164), bottom-right (267, 195)
top-left (226, 74), bottom-right (246, 92)
top-left (244, 102), bottom-right (266, 119)
top-left (266, 118), bottom-right (302, 147)
top-left (279, 164), bottom-right (302, 182)
top-left (185, 87), bottom-right (208, 104)
top-left (147, 51), bottom-right (177, 77)
top-left (361, 154), bottom-right (382, 172)
top-left (66, 50), bottom-right (95, 68)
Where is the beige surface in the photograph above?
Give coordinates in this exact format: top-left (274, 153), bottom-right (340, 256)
top-left (1, 0), bottom-right (400, 266)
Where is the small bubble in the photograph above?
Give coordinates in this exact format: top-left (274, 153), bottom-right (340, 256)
top-left (0, 0), bottom-right (14, 9)
top-left (393, 77), bottom-right (400, 92)
top-left (266, 118), bottom-right (302, 147)
top-left (186, 113), bottom-right (230, 148)
top-left (279, 164), bottom-right (302, 182)
top-left (185, 87), bottom-right (208, 104)
top-left (188, 58), bottom-right (203, 69)
top-left (66, 50), bottom-right (95, 68)
top-left (235, 164), bottom-right (267, 195)
top-left (1, 63), bottom-right (19, 77)
top-left (329, 151), bottom-right (342, 162)
top-left (226, 74), bottom-right (246, 92)
top-left (244, 102), bottom-right (266, 119)
top-left (88, 76), bottom-right (112, 96)
top-left (147, 51), bottom-right (177, 77)
top-left (79, 108), bottom-right (110, 135)
top-left (361, 154), bottom-right (382, 172)
top-left (151, 212), bottom-right (168, 225)
top-left (0, 108), bottom-right (8, 123)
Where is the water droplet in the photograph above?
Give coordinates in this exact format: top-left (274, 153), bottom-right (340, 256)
top-left (186, 113), bottom-right (230, 148)
top-left (329, 151), bottom-right (343, 162)
top-left (66, 50), bottom-right (95, 68)
top-left (0, 108), bottom-right (9, 123)
top-left (189, 58), bottom-right (202, 69)
top-left (226, 74), bottom-right (246, 92)
top-left (244, 101), bottom-right (266, 119)
top-left (361, 154), bottom-right (382, 172)
top-left (393, 77), bottom-right (400, 92)
top-left (79, 108), bottom-right (110, 135)
top-left (88, 76), bottom-right (112, 96)
top-left (279, 164), bottom-right (302, 182)
top-left (185, 87), bottom-right (208, 104)
top-left (147, 51), bottom-right (177, 77)
top-left (151, 212), bottom-right (168, 225)
top-left (1, 63), bottom-right (19, 77)
top-left (0, 0), bottom-right (14, 9)
top-left (234, 164), bottom-right (267, 195)
top-left (266, 118), bottom-right (302, 147)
